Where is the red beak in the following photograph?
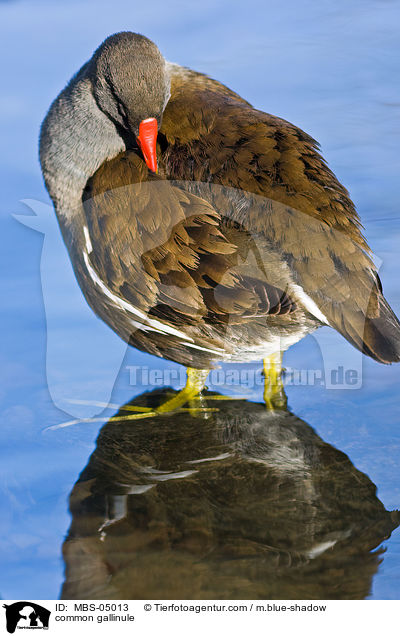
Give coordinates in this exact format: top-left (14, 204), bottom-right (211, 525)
top-left (136, 117), bottom-right (158, 173)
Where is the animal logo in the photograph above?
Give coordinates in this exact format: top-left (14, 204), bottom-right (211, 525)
top-left (2, 602), bottom-right (50, 633)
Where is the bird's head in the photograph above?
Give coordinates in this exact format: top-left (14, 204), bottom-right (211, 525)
top-left (91, 31), bottom-right (170, 173)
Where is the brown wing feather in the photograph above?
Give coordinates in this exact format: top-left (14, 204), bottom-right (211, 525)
top-left (160, 69), bottom-right (400, 363)
top-left (82, 151), bottom-right (298, 365)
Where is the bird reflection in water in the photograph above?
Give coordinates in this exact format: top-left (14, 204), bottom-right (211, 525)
top-left (61, 390), bottom-right (399, 600)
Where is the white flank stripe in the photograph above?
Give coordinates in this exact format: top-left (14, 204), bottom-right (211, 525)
top-left (184, 341), bottom-right (225, 354)
top-left (290, 283), bottom-right (330, 325)
top-left (187, 452), bottom-right (232, 464)
top-left (150, 470), bottom-right (198, 481)
top-left (82, 251), bottom-right (199, 341)
top-left (306, 539), bottom-right (337, 559)
top-left (82, 251), bottom-right (227, 354)
top-left (83, 225), bottom-right (93, 253)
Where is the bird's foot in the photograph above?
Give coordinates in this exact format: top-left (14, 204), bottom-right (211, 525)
top-left (98, 369), bottom-right (212, 422)
top-left (263, 353), bottom-right (287, 411)
top-left (154, 367), bottom-right (210, 416)
top-left (107, 368), bottom-right (213, 421)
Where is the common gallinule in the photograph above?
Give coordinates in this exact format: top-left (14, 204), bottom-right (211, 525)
top-left (39, 32), bottom-right (400, 412)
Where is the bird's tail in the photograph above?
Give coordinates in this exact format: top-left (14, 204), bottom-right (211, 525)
top-left (360, 296), bottom-right (400, 363)
top-left (335, 294), bottom-right (400, 364)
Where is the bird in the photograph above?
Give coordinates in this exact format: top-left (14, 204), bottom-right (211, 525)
top-left (39, 31), bottom-right (400, 414)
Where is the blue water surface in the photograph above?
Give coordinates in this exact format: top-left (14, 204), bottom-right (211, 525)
top-left (1, 0), bottom-right (399, 599)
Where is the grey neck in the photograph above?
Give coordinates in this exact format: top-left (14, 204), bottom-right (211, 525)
top-left (39, 61), bottom-right (126, 230)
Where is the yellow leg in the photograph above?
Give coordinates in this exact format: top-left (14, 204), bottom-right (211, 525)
top-left (49, 370), bottom-right (211, 429)
top-left (155, 367), bottom-right (210, 414)
top-left (263, 352), bottom-right (287, 411)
